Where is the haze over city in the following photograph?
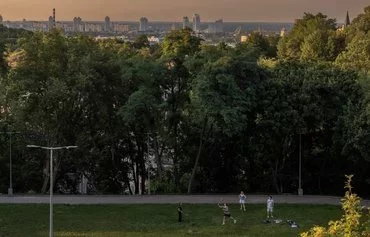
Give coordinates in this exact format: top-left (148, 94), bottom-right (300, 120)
top-left (0, 0), bottom-right (368, 22)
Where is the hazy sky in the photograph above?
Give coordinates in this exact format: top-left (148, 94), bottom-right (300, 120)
top-left (0, 0), bottom-right (368, 22)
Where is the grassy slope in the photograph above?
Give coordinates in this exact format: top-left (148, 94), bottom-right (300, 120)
top-left (0, 204), bottom-right (341, 237)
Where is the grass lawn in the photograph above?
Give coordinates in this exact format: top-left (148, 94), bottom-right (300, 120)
top-left (0, 203), bottom-right (341, 237)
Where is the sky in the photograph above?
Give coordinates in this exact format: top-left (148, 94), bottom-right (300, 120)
top-left (0, 0), bottom-right (368, 22)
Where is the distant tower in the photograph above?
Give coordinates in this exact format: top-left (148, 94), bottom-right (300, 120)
top-left (193, 14), bottom-right (201, 32)
top-left (182, 16), bottom-right (190, 29)
top-left (345, 11), bottom-right (350, 27)
top-left (139, 17), bottom-right (149, 32)
top-left (53, 8), bottom-right (56, 28)
top-left (104, 16), bottom-right (111, 32)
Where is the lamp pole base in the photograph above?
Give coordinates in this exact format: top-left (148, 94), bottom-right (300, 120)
top-left (298, 188), bottom-right (303, 196)
top-left (8, 188), bottom-right (13, 195)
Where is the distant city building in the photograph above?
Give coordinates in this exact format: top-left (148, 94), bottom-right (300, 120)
top-left (113, 23), bottom-right (130, 33)
top-left (104, 16), bottom-right (111, 32)
top-left (171, 23), bottom-right (177, 31)
top-left (193, 14), bottom-right (201, 32)
top-left (214, 19), bottom-right (223, 33)
top-left (33, 21), bottom-right (48, 31)
top-left (280, 26), bottom-right (287, 37)
top-left (183, 16), bottom-right (190, 29)
top-left (139, 17), bottom-right (149, 32)
top-left (207, 19), bottom-right (223, 34)
top-left (48, 16), bottom-right (54, 29)
top-left (73, 17), bottom-right (84, 32)
top-left (240, 35), bottom-right (248, 42)
top-left (85, 23), bottom-right (103, 32)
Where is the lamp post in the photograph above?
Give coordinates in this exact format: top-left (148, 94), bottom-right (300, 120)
top-left (298, 133), bottom-right (303, 196)
top-left (27, 145), bottom-right (77, 237)
top-left (0, 131), bottom-right (20, 195)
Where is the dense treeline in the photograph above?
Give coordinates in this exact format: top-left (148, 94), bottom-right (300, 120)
top-left (0, 7), bottom-right (369, 196)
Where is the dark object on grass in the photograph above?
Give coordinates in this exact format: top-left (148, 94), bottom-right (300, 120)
top-left (178, 203), bottom-right (183, 222)
top-left (263, 219), bottom-right (271, 224)
top-left (287, 219), bottom-right (299, 228)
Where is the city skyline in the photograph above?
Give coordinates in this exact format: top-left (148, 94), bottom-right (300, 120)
top-left (0, 0), bottom-right (368, 22)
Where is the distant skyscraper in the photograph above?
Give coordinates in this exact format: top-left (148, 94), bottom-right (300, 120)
top-left (104, 16), bottom-right (111, 32)
top-left (193, 14), bottom-right (201, 32)
top-left (215, 19), bottom-right (223, 33)
top-left (139, 17), bottom-right (149, 32)
top-left (183, 16), bottom-right (190, 29)
top-left (73, 17), bottom-right (84, 32)
top-left (48, 16), bottom-right (54, 29)
top-left (208, 19), bottom-right (223, 34)
top-left (345, 11), bottom-right (350, 27)
top-left (48, 8), bottom-right (56, 30)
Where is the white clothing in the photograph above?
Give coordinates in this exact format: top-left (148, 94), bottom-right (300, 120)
top-left (239, 194), bottom-right (246, 204)
top-left (267, 197), bottom-right (274, 212)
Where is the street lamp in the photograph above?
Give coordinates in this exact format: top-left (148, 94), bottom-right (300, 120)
top-left (298, 133), bottom-right (303, 196)
top-left (27, 145), bottom-right (77, 237)
top-left (0, 131), bottom-right (21, 195)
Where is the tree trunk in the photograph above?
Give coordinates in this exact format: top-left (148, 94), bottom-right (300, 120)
top-left (41, 157), bottom-right (49, 193)
top-left (153, 135), bottom-right (163, 179)
top-left (187, 116), bottom-right (208, 194)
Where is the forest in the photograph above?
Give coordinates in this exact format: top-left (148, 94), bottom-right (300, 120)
top-left (0, 6), bottom-right (369, 196)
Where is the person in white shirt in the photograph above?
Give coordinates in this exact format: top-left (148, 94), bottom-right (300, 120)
top-left (239, 191), bottom-right (246, 211)
top-left (267, 195), bottom-right (274, 218)
top-left (218, 202), bottom-right (237, 225)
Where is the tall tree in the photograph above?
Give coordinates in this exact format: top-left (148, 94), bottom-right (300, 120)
top-left (277, 13), bottom-right (339, 61)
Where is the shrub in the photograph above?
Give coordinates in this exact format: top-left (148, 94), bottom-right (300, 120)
top-left (301, 175), bottom-right (370, 237)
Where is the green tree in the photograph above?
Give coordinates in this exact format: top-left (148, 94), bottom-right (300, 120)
top-left (335, 32), bottom-right (370, 73)
top-left (278, 13), bottom-right (339, 60)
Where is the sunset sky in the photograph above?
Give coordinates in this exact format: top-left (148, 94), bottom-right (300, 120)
top-left (0, 0), bottom-right (368, 22)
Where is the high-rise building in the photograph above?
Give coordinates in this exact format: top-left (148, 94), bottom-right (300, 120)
top-left (183, 16), bottom-right (190, 29)
top-left (73, 17), bottom-right (84, 32)
top-left (104, 16), bottom-right (111, 32)
top-left (207, 19), bottom-right (223, 34)
top-left (48, 8), bottom-right (56, 30)
top-left (48, 16), bottom-right (54, 29)
top-left (193, 14), bottom-right (201, 32)
top-left (139, 17), bottom-right (149, 32)
top-left (214, 19), bottom-right (223, 33)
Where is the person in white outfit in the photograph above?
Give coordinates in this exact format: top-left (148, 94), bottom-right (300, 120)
top-left (267, 195), bottom-right (274, 218)
top-left (239, 191), bottom-right (246, 211)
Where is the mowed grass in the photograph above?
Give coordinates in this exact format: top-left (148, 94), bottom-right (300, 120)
top-left (0, 203), bottom-right (341, 237)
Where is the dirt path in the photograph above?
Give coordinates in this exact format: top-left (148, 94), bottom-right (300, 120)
top-left (0, 194), bottom-right (369, 206)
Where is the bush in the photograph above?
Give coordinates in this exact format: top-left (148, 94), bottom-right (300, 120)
top-left (301, 175), bottom-right (370, 237)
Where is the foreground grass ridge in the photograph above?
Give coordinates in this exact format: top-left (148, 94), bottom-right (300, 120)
top-left (0, 204), bottom-right (341, 237)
